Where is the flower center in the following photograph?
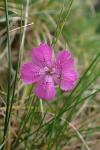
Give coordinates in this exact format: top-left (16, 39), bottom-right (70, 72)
top-left (44, 66), bottom-right (55, 75)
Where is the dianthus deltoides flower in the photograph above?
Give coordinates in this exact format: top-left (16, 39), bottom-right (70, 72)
top-left (20, 43), bottom-right (77, 100)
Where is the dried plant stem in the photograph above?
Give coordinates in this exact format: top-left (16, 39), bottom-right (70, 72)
top-left (9, 22), bottom-right (34, 33)
top-left (17, 0), bottom-right (30, 105)
top-left (40, 99), bottom-right (44, 119)
top-left (67, 121), bottom-right (91, 150)
top-left (19, 0), bottom-right (30, 62)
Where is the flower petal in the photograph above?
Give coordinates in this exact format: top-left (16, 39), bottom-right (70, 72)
top-left (31, 43), bottom-right (52, 67)
top-left (53, 51), bottom-right (74, 84)
top-left (55, 50), bottom-right (74, 70)
top-left (34, 75), bottom-right (56, 100)
top-left (54, 50), bottom-right (77, 90)
top-left (20, 62), bottom-right (44, 84)
top-left (60, 70), bottom-right (77, 90)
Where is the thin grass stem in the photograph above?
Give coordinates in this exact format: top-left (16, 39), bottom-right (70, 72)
top-left (40, 99), bottom-right (44, 119)
top-left (3, 0), bottom-right (12, 140)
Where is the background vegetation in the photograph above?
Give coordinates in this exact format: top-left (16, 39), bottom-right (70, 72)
top-left (0, 0), bottom-right (100, 149)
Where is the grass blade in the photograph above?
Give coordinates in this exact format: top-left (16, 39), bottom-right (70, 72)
top-left (3, 0), bottom-right (12, 140)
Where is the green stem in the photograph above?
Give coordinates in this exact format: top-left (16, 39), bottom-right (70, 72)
top-left (6, 4), bottom-right (23, 131)
top-left (3, 0), bottom-right (12, 140)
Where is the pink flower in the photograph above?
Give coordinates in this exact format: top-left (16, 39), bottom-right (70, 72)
top-left (20, 43), bottom-right (77, 100)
